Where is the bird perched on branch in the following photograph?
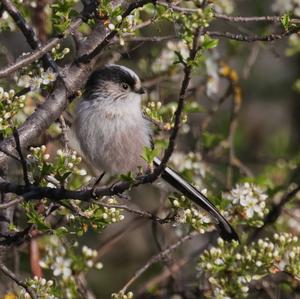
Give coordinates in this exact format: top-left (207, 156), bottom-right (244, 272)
top-left (73, 64), bottom-right (238, 241)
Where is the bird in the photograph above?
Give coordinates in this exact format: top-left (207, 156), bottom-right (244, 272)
top-left (73, 64), bottom-right (239, 241)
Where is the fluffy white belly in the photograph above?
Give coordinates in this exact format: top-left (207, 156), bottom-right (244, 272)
top-left (74, 99), bottom-right (151, 175)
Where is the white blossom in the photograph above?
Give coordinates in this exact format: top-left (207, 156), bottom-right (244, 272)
top-left (52, 256), bottom-right (72, 278)
top-left (240, 195), bottom-right (261, 218)
top-left (95, 262), bottom-right (103, 270)
top-left (29, 76), bottom-right (43, 90)
top-left (41, 68), bottom-right (57, 85)
top-left (108, 23), bottom-right (115, 31)
top-left (205, 57), bottom-right (220, 97)
top-left (225, 182), bottom-right (268, 219)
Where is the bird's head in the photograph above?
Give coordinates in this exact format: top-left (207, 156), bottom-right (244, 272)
top-left (83, 65), bottom-right (145, 105)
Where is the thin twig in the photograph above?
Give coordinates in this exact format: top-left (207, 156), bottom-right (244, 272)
top-left (149, 28), bottom-right (202, 180)
top-left (214, 13), bottom-right (300, 24)
top-left (0, 262), bottom-right (37, 299)
top-left (95, 218), bottom-right (147, 259)
top-left (76, 0), bottom-right (154, 63)
top-left (1, 0), bottom-right (55, 71)
top-left (0, 39), bottom-right (58, 79)
top-left (91, 199), bottom-right (174, 224)
top-left (206, 29), bottom-right (298, 42)
top-left (122, 35), bottom-right (176, 43)
top-left (13, 128), bottom-right (30, 186)
top-left (0, 197), bottom-right (24, 209)
top-left (250, 186), bottom-right (300, 241)
top-left (157, 1), bottom-right (300, 24)
top-left (0, 18), bottom-right (82, 79)
top-left (119, 231), bottom-right (198, 294)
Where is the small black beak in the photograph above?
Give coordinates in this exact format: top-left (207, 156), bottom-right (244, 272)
top-left (136, 87), bottom-right (145, 95)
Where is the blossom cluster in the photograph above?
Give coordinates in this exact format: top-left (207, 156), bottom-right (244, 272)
top-left (144, 99), bottom-right (198, 134)
top-left (40, 236), bottom-right (103, 280)
top-left (27, 146), bottom-right (87, 188)
top-left (199, 233), bottom-right (300, 298)
top-left (19, 276), bottom-right (57, 299)
top-left (151, 41), bottom-right (189, 73)
top-left (158, 4), bottom-right (215, 48)
top-left (0, 87), bottom-right (26, 136)
top-left (170, 194), bottom-right (212, 234)
top-left (67, 197), bottom-right (125, 235)
top-left (223, 182), bottom-right (269, 227)
top-left (170, 152), bottom-right (206, 188)
top-left (144, 100), bottom-right (188, 133)
top-left (38, 236), bottom-right (104, 298)
top-left (51, 43), bottom-right (71, 61)
top-left (111, 291), bottom-right (134, 299)
top-left (18, 67), bottom-right (57, 91)
top-left (107, 13), bottom-right (137, 34)
top-left (99, 1), bottom-right (139, 35)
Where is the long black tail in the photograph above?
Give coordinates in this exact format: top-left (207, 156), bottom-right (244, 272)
top-left (153, 158), bottom-right (239, 241)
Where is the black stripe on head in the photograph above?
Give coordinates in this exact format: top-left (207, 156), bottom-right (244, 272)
top-left (85, 65), bottom-right (137, 92)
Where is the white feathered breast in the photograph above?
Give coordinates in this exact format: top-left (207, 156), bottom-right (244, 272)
top-left (74, 93), bottom-right (151, 175)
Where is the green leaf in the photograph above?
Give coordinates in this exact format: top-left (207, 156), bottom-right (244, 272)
top-left (141, 146), bottom-right (160, 164)
top-left (120, 171), bottom-right (135, 183)
top-left (202, 35), bottom-right (219, 50)
top-left (27, 210), bottom-right (50, 231)
top-left (55, 226), bottom-right (68, 237)
top-left (184, 101), bottom-right (205, 113)
top-left (281, 13), bottom-right (291, 31)
top-left (202, 132), bottom-right (224, 150)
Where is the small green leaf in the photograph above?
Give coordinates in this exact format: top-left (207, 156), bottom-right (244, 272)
top-left (202, 132), bottom-right (224, 150)
top-left (120, 172), bottom-right (135, 183)
top-left (184, 101), bottom-right (205, 113)
top-left (141, 147), bottom-right (160, 164)
top-left (281, 13), bottom-right (291, 31)
top-left (202, 35), bottom-right (219, 50)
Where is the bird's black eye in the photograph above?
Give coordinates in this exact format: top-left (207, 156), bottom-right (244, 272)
top-left (121, 83), bottom-right (129, 90)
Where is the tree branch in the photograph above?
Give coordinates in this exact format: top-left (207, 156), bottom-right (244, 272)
top-left (76, 0), bottom-right (154, 63)
top-left (13, 128), bottom-right (30, 186)
top-left (157, 1), bottom-right (300, 24)
top-left (118, 231), bottom-right (198, 294)
top-left (250, 186), bottom-right (300, 241)
top-left (214, 14), bottom-right (300, 24)
top-left (148, 28), bottom-right (202, 181)
top-left (0, 0), bottom-right (155, 169)
top-left (1, 0), bottom-right (55, 71)
top-left (206, 29), bottom-right (298, 42)
top-left (0, 19), bottom-right (82, 79)
top-left (0, 262), bottom-right (37, 299)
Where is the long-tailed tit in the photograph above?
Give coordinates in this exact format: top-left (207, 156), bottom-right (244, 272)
top-left (74, 65), bottom-right (238, 241)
